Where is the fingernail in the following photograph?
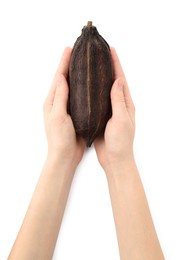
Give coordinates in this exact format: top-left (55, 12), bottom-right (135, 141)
top-left (56, 74), bottom-right (64, 87)
top-left (117, 77), bottom-right (125, 89)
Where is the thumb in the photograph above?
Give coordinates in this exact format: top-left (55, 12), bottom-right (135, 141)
top-left (53, 74), bottom-right (69, 117)
top-left (110, 78), bottom-right (126, 118)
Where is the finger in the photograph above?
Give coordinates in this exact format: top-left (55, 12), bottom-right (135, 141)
top-left (110, 78), bottom-right (127, 118)
top-left (44, 47), bottom-right (72, 116)
top-left (53, 47), bottom-right (72, 81)
top-left (111, 47), bottom-right (126, 80)
top-left (52, 74), bottom-right (69, 118)
top-left (111, 47), bottom-right (135, 113)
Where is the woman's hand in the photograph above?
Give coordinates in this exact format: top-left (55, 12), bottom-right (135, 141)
top-left (43, 47), bottom-right (85, 170)
top-left (94, 48), bottom-right (135, 173)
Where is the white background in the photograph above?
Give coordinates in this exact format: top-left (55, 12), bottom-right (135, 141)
top-left (0, 0), bottom-right (178, 259)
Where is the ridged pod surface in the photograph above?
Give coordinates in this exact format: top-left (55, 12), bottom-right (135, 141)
top-left (69, 21), bottom-right (113, 147)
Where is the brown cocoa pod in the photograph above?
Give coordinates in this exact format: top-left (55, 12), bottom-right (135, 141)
top-left (69, 21), bottom-right (113, 147)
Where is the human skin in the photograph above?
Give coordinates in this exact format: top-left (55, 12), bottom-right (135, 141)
top-left (8, 47), bottom-right (164, 260)
top-left (94, 48), bottom-right (165, 259)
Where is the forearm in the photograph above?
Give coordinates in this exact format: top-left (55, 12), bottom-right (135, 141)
top-left (8, 155), bottom-right (75, 260)
top-left (106, 160), bottom-right (164, 260)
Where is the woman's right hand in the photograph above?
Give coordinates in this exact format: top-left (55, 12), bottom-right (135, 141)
top-left (94, 48), bottom-right (135, 173)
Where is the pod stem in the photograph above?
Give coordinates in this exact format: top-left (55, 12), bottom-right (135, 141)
top-left (87, 21), bottom-right (93, 27)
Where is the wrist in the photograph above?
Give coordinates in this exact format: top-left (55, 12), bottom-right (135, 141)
top-left (104, 157), bottom-right (137, 181)
top-left (45, 152), bottom-right (78, 178)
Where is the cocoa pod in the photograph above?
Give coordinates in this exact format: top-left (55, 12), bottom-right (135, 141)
top-left (69, 21), bottom-right (113, 147)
